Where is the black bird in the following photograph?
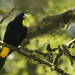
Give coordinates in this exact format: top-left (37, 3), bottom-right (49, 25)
top-left (0, 13), bottom-right (28, 69)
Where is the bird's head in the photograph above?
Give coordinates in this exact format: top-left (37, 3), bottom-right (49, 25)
top-left (14, 13), bottom-right (29, 22)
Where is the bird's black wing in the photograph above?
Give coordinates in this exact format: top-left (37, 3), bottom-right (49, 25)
top-left (4, 21), bottom-right (24, 47)
top-left (3, 22), bottom-right (13, 42)
top-left (17, 26), bottom-right (27, 46)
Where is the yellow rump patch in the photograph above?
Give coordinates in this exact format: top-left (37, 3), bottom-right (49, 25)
top-left (1, 47), bottom-right (10, 58)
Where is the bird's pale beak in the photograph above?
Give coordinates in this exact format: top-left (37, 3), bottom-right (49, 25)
top-left (23, 14), bottom-right (29, 19)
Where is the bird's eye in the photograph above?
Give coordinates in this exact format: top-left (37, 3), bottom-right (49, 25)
top-left (19, 14), bottom-right (22, 16)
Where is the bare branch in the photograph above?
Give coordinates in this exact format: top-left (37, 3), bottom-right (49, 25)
top-left (0, 39), bottom-right (74, 75)
top-left (0, 0), bottom-right (27, 24)
top-left (0, 7), bottom-right (16, 24)
top-left (66, 39), bottom-right (75, 48)
top-left (53, 45), bottom-right (63, 65)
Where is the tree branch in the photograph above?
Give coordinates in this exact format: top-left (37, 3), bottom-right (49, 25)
top-left (0, 7), bottom-right (75, 41)
top-left (0, 6), bottom-right (75, 75)
top-left (27, 7), bottom-right (75, 40)
top-left (0, 0), bottom-right (27, 24)
top-left (66, 39), bottom-right (75, 48)
top-left (0, 7), bottom-right (16, 24)
top-left (0, 38), bottom-right (75, 75)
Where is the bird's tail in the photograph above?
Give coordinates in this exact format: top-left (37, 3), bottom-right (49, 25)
top-left (0, 57), bottom-right (6, 69)
top-left (0, 47), bottom-right (10, 69)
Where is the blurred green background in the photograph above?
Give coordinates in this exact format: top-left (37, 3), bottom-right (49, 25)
top-left (0, 0), bottom-right (75, 75)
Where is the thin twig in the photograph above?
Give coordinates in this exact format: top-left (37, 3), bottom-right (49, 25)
top-left (0, 7), bottom-right (16, 24)
top-left (0, 0), bottom-right (27, 24)
top-left (66, 39), bottom-right (75, 48)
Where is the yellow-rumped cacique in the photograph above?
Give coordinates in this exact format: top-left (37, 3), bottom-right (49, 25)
top-left (0, 13), bottom-right (28, 69)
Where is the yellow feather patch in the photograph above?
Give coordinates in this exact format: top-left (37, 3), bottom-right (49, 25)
top-left (1, 47), bottom-right (10, 58)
